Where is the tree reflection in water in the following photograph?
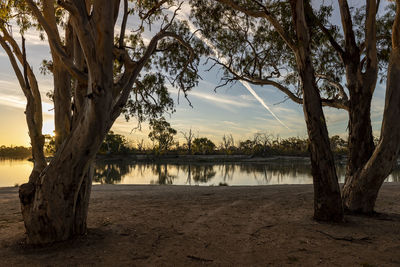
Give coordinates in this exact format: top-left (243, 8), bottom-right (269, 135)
top-left (93, 163), bottom-right (131, 184)
top-left (92, 160), bottom-right (400, 185)
top-left (180, 164), bottom-right (217, 185)
top-left (150, 164), bottom-right (177, 185)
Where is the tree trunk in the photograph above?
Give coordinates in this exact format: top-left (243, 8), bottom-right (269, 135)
top-left (53, 61), bottom-right (72, 149)
top-left (291, 0), bottom-right (343, 221)
top-left (19, 97), bottom-right (111, 244)
top-left (342, 39), bottom-right (400, 213)
top-left (344, 74), bottom-right (375, 182)
top-left (342, 74), bottom-right (376, 211)
top-left (19, 0), bottom-right (115, 244)
top-left (340, 0), bottom-right (399, 213)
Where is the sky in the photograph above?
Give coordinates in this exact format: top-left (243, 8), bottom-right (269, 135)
top-left (0, 1), bottom-right (389, 147)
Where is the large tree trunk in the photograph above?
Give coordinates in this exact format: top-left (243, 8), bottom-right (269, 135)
top-left (291, 0), bottom-right (343, 222)
top-left (339, 0), bottom-right (400, 213)
top-left (342, 74), bottom-right (376, 211)
top-left (20, 0), bottom-right (115, 244)
top-left (336, 1), bottom-right (377, 187)
top-left (344, 70), bottom-right (375, 183)
top-left (20, 96), bottom-right (112, 244)
top-left (342, 4), bottom-right (400, 211)
top-left (21, 0), bottom-right (189, 243)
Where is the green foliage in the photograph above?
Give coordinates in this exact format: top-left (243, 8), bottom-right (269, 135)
top-left (99, 131), bottom-right (131, 154)
top-left (148, 117), bottom-right (177, 153)
top-left (117, 2), bottom-right (206, 124)
top-left (189, 0), bottom-right (330, 96)
top-left (189, 1), bottom-right (395, 100)
top-left (329, 135), bottom-right (348, 155)
top-left (192, 137), bottom-right (216, 155)
top-left (0, 0), bottom-right (41, 34)
top-left (45, 131), bottom-right (131, 156)
top-left (31, 131), bottom-right (350, 158)
top-left (122, 73), bottom-right (175, 123)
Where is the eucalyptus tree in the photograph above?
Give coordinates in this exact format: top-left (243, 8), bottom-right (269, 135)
top-left (148, 116), bottom-right (177, 152)
top-left (1, 0), bottom-right (201, 244)
top-left (191, 0), bottom-right (400, 215)
top-left (192, 0), bottom-right (344, 221)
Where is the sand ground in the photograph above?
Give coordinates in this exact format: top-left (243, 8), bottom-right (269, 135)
top-left (1, 184), bottom-right (400, 266)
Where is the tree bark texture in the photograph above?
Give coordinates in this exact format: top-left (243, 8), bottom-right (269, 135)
top-left (342, 1), bottom-right (400, 212)
top-left (20, 0), bottom-right (115, 244)
top-left (291, 0), bottom-right (343, 222)
top-left (340, 0), bottom-right (378, 211)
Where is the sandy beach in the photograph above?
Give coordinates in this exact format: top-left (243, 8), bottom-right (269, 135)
top-left (1, 183), bottom-right (400, 266)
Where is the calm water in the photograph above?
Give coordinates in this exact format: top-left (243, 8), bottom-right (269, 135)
top-left (1, 158), bottom-right (400, 187)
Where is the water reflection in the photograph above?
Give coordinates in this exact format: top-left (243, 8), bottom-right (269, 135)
top-left (183, 165), bottom-right (217, 184)
top-left (150, 164), bottom-right (177, 185)
top-left (91, 161), bottom-right (400, 186)
top-left (0, 158), bottom-right (33, 187)
top-left (1, 159), bottom-right (400, 187)
top-left (94, 163), bottom-right (131, 184)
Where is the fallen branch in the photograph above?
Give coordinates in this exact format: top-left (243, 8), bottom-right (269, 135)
top-left (316, 230), bottom-right (371, 243)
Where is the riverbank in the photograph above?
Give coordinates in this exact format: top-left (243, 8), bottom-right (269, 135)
top-left (1, 184), bottom-right (400, 266)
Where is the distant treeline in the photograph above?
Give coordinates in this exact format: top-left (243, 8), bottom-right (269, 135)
top-left (0, 145), bottom-right (32, 158)
top-left (72, 132), bottom-right (349, 157)
top-left (1, 132), bottom-right (349, 159)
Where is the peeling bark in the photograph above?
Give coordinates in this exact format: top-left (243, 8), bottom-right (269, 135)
top-left (291, 0), bottom-right (343, 221)
top-left (20, 0), bottom-right (115, 244)
top-left (343, 1), bottom-right (400, 212)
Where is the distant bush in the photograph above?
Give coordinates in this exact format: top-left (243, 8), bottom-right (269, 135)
top-left (0, 145), bottom-right (31, 158)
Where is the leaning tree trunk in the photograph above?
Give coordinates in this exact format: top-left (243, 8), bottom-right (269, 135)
top-left (291, 0), bottom-right (343, 221)
top-left (342, 4), bottom-right (400, 212)
top-left (0, 34), bottom-right (48, 231)
top-left (20, 109), bottom-right (110, 244)
top-left (20, 0), bottom-right (116, 244)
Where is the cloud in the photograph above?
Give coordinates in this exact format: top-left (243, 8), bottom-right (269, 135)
top-left (189, 90), bottom-right (251, 108)
top-left (0, 93), bottom-right (54, 115)
top-left (222, 120), bottom-right (239, 126)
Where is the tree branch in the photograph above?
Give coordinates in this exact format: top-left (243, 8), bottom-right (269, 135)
top-left (111, 30), bottom-right (195, 121)
top-left (304, 2), bottom-right (345, 61)
top-left (119, 0), bottom-right (128, 48)
top-left (315, 73), bottom-right (349, 101)
top-left (25, 0), bottom-right (88, 84)
top-left (213, 58), bottom-right (349, 111)
top-left (215, 0), bottom-right (297, 52)
top-left (0, 36), bottom-right (29, 97)
top-left (338, 0), bottom-right (359, 60)
top-left (363, 0), bottom-right (378, 80)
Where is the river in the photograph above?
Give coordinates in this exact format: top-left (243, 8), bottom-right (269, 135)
top-left (1, 158), bottom-right (400, 187)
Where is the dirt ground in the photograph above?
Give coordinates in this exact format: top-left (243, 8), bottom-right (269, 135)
top-left (1, 184), bottom-right (400, 266)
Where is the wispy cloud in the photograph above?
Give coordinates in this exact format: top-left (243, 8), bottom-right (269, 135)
top-left (0, 93), bottom-right (54, 115)
top-left (189, 90), bottom-right (251, 107)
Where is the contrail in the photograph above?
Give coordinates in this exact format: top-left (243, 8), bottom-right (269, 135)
top-left (179, 14), bottom-right (291, 129)
top-left (241, 81), bottom-right (290, 129)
